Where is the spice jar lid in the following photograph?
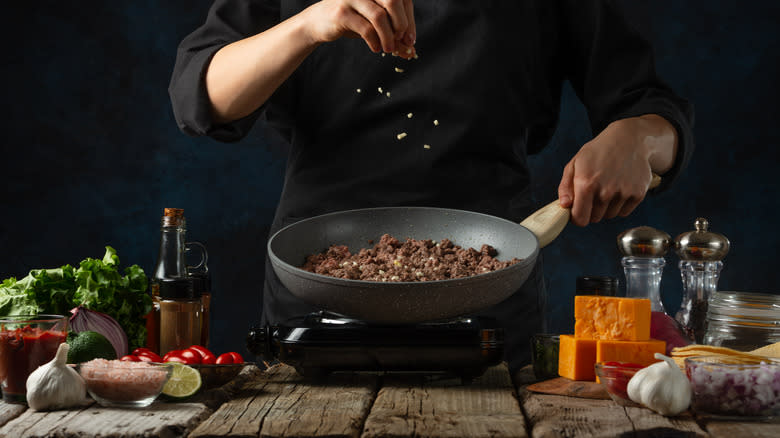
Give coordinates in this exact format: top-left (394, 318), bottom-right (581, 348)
top-left (617, 226), bottom-right (671, 257)
top-left (576, 276), bottom-right (619, 296)
top-left (674, 218), bottom-right (730, 261)
top-left (158, 277), bottom-right (200, 300)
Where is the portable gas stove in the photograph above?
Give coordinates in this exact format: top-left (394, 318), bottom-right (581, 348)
top-left (246, 311), bottom-right (504, 383)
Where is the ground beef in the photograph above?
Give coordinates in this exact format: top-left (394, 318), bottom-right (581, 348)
top-left (301, 234), bottom-right (522, 282)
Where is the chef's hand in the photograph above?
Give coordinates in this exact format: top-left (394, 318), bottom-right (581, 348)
top-left (302, 0), bottom-right (416, 58)
top-left (557, 114), bottom-right (678, 227)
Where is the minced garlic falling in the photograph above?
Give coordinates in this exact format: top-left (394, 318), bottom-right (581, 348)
top-left (433, 120), bottom-right (439, 126)
top-left (356, 88), bottom-right (361, 93)
top-left (407, 113), bottom-right (413, 118)
top-left (378, 87), bottom-right (383, 93)
top-left (386, 91), bottom-right (391, 97)
top-left (394, 67), bottom-right (404, 73)
top-left (397, 133), bottom-right (407, 140)
top-left (423, 144), bottom-right (431, 149)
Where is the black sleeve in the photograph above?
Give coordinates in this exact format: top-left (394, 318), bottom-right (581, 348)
top-left (561, 0), bottom-right (695, 192)
top-left (168, 0), bottom-right (281, 142)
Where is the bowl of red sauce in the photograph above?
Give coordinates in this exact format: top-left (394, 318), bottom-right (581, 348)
top-left (594, 361), bottom-right (646, 406)
top-left (0, 314), bottom-right (68, 404)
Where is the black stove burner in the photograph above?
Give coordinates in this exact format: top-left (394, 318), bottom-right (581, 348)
top-left (246, 311), bottom-right (504, 383)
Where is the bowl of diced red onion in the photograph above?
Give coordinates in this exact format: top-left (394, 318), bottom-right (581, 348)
top-left (77, 359), bottom-right (173, 408)
top-left (685, 356), bottom-right (780, 419)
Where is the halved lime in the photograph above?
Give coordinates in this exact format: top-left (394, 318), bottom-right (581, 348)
top-left (161, 362), bottom-right (202, 399)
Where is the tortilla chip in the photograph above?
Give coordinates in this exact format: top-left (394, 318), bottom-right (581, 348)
top-left (750, 342), bottom-right (780, 358)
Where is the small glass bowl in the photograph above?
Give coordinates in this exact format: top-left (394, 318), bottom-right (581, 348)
top-left (530, 334), bottom-right (560, 380)
top-left (685, 356), bottom-right (780, 419)
top-left (594, 362), bottom-right (645, 407)
top-left (189, 362), bottom-right (248, 388)
top-left (78, 359), bottom-right (173, 408)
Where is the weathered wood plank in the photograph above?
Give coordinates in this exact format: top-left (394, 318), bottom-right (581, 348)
top-left (363, 364), bottom-right (527, 438)
top-left (190, 364), bottom-right (378, 438)
top-left (0, 401), bottom-right (209, 438)
top-left (704, 420), bottom-right (780, 438)
top-left (519, 391), bottom-right (635, 438)
top-left (0, 402), bottom-right (26, 428)
top-left (623, 407), bottom-right (708, 437)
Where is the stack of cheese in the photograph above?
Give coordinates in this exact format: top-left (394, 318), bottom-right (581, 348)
top-left (558, 296), bottom-right (666, 381)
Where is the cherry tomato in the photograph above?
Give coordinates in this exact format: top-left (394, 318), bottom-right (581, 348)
top-left (132, 347), bottom-right (155, 356)
top-left (120, 354), bottom-right (140, 362)
top-left (201, 352), bottom-right (217, 364)
top-left (188, 345), bottom-right (214, 359)
top-left (136, 351), bottom-right (163, 363)
top-left (215, 353), bottom-right (234, 364)
top-left (135, 354), bottom-right (155, 363)
top-left (163, 350), bottom-right (184, 362)
top-left (228, 352), bottom-right (244, 364)
top-left (179, 348), bottom-right (202, 364)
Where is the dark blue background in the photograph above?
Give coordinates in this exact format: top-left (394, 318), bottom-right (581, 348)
top-left (2, 1), bottom-right (779, 359)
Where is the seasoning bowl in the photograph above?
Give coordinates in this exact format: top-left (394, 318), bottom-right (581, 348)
top-left (189, 362), bottom-right (248, 388)
top-left (594, 362), bottom-right (644, 407)
top-left (78, 359), bottom-right (173, 408)
top-left (530, 334), bottom-right (560, 380)
top-left (685, 356), bottom-right (780, 419)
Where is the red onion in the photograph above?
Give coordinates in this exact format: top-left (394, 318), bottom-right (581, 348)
top-left (69, 306), bottom-right (128, 358)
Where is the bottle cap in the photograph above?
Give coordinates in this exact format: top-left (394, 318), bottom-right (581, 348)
top-left (617, 226), bottom-right (671, 258)
top-left (164, 208), bottom-right (184, 218)
top-left (158, 277), bottom-right (200, 300)
top-left (674, 218), bottom-right (730, 261)
top-left (576, 276), bottom-right (619, 296)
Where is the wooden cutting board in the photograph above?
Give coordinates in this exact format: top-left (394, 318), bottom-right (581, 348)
top-left (525, 377), bottom-right (610, 400)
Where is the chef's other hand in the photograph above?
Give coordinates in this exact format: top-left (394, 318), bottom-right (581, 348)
top-left (302, 0), bottom-right (416, 58)
top-left (557, 115), bottom-right (678, 227)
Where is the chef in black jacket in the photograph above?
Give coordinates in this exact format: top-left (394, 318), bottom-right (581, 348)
top-left (169, 0), bottom-right (694, 375)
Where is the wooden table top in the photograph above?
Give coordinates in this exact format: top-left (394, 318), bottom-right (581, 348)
top-left (1, 363), bottom-right (777, 437)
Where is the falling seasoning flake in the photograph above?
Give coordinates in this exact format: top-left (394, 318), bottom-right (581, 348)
top-left (397, 132), bottom-right (407, 140)
top-left (356, 88), bottom-right (362, 93)
top-left (386, 91), bottom-right (391, 97)
top-left (407, 113), bottom-right (413, 119)
top-left (394, 67), bottom-right (404, 73)
top-left (378, 87), bottom-right (383, 93)
top-left (433, 120), bottom-right (439, 126)
top-left (381, 52), bottom-right (386, 57)
top-left (423, 144), bottom-right (431, 149)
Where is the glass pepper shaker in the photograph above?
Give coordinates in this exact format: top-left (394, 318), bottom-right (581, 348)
top-left (617, 226), bottom-right (690, 354)
top-left (674, 218), bottom-right (730, 344)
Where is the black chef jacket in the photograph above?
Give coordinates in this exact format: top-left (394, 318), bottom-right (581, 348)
top-left (169, 0), bottom-right (694, 373)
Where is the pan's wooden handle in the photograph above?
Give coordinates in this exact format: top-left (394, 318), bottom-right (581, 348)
top-left (520, 173), bottom-right (661, 248)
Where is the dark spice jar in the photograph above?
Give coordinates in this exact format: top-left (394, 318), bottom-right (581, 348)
top-left (576, 276), bottom-right (619, 296)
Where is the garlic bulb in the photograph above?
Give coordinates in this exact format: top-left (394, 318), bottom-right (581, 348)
top-left (627, 352), bottom-right (692, 416)
top-left (26, 342), bottom-right (90, 411)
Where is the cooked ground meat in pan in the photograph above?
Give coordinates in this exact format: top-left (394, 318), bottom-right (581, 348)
top-left (301, 233), bottom-right (522, 282)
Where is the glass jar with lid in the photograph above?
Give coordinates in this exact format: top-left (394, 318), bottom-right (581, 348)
top-left (704, 291), bottom-right (780, 350)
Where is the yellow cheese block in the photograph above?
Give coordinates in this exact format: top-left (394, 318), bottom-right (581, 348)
top-left (596, 339), bottom-right (666, 366)
top-left (558, 334), bottom-right (598, 381)
top-left (574, 296), bottom-right (651, 341)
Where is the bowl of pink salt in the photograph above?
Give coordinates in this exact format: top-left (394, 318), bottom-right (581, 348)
top-left (77, 359), bottom-right (173, 408)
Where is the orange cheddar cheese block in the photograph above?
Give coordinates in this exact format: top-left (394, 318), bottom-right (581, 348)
top-left (558, 334), bottom-right (598, 381)
top-left (596, 338), bottom-right (666, 366)
top-left (574, 296), bottom-right (651, 341)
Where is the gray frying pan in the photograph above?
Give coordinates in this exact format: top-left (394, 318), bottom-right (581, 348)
top-left (268, 176), bottom-right (658, 323)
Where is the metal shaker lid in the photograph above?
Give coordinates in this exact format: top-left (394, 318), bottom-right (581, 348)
top-left (674, 218), bottom-right (730, 261)
top-left (617, 226), bottom-right (671, 257)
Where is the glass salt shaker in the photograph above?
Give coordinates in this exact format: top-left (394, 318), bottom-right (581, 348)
top-left (617, 226), bottom-right (690, 353)
top-left (674, 218), bottom-right (729, 344)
